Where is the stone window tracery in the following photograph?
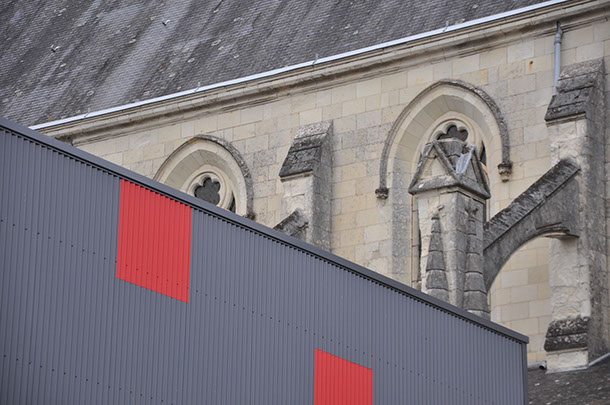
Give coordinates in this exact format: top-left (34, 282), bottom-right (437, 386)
top-left (187, 167), bottom-right (236, 212)
top-left (430, 118), bottom-right (488, 171)
top-left (154, 135), bottom-right (254, 218)
top-left (437, 124), bottom-right (468, 141)
top-left (195, 177), bottom-right (221, 205)
top-left (431, 119), bottom-right (472, 143)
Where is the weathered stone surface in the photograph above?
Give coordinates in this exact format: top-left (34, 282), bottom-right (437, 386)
top-left (427, 289), bottom-right (450, 303)
top-left (279, 122), bottom-right (332, 178)
top-left (426, 270), bottom-right (449, 290)
top-left (377, 79), bottom-right (513, 196)
top-left (542, 58), bottom-right (608, 371)
top-left (413, 138), bottom-right (489, 317)
top-left (425, 214), bottom-right (449, 294)
top-left (462, 291), bottom-right (488, 312)
top-left (484, 159), bottom-right (580, 248)
top-left (279, 122), bottom-right (332, 250)
top-left (274, 208), bottom-right (309, 238)
top-left (409, 140), bottom-right (490, 199)
top-left (374, 186), bottom-right (389, 199)
top-left (483, 159), bottom-right (580, 289)
top-left (426, 251), bottom-right (445, 271)
top-left (545, 59), bottom-right (604, 121)
top-left (464, 271), bottom-right (486, 292)
top-left (463, 203), bottom-right (488, 316)
top-left (428, 234), bottom-right (443, 251)
top-left (544, 316), bottom-right (589, 352)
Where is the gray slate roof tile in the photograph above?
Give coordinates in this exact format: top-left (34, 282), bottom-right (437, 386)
top-left (1, 0), bottom-right (548, 126)
top-left (528, 357), bottom-right (610, 404)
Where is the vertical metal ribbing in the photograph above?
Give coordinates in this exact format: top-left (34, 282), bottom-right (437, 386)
top-left (2, 125), bottom-right (527, 404)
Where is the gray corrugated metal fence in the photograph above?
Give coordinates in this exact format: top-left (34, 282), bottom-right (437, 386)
top-left (0, 118), bottom-right (528, 404)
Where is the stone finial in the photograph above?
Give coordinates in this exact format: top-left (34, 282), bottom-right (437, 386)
top-left (424, 213), bottom-right (449, 302)
top-left (463, 206), bottom-right (488, 317)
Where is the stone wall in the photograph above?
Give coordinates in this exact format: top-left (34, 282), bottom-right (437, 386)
top-left (64, 10), bottom-right (610, 361)
top-left (490, 238), bottom-right (552, 363)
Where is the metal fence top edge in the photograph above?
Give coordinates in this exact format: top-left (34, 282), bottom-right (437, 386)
top-left (0, 117), bottom-right (528, 344)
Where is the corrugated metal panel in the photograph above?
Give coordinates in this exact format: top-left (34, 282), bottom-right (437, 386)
top-left (314, 348), bottom-right (373, 404)
top-left (117, 179), bottom-right (192, 302)
top-left (0, 118), bottom-right (528, 404)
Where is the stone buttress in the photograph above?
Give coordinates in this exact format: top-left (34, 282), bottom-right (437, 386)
top-left (275, 122), bottom-right (333, 250)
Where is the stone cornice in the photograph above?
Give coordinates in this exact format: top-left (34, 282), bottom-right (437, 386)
top-left (40, 0), bottom-right (607, 143)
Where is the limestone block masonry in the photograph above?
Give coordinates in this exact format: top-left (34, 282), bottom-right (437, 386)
top-left (277, 122), bottom-right (333, 250)
top-left (409, 139), bottom-right (490, 318)
top-left (40, 4), bottom-right (610, 364)
top-left (544, 59), bottom-right (608, 371)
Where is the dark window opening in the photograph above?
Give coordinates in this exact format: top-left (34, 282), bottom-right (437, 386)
top-left (437, 125), bottom-right (468, 141)
top-left (194, 177), bottom-right (221, 205)
top-left (479, 144), bottom-right (487, 166)
top-left (228, 195), bottom-right (236, 213)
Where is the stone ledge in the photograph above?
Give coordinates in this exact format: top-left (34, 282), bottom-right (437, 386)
top-left (545, 59), bottom-right (604, 122)
top-left (279, 122), bottom-right (332, 178)
top-left (544, 316), bottom-right (590, 352)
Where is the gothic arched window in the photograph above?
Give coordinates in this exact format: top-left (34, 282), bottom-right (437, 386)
top-left (154, 135), bottom-right (253, 218)
top-left (188, 168), bottom-right (236, 213)
top-left (430, 118), bottom-right (488, 177)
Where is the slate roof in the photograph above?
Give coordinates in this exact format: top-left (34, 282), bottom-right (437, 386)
top-left (528, 357), bottom-right (610, 404)
top-left (1, 0), bottom-right (550, 126)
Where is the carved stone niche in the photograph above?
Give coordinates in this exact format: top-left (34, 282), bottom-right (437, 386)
top-left (409, 138), bottom-right (490, 318)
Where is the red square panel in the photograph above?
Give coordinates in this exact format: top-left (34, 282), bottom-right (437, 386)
top-left (117, 180), bottom-right (192, 302)
top-left (315, 349), bottom-right (373, 405)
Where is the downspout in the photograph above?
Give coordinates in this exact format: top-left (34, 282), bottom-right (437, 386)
top-left (553, 22), bottom-right (563, 95)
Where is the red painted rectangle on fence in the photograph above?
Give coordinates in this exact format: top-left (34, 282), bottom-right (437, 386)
top-left (117, 179), bottom-right (192, 302)
top-left (314, 349), bottom-right (373, 405)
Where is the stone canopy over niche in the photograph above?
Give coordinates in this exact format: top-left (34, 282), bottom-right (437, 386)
top-left (377, 79), bottom-right (507, 290)
top-left (409, 138), bottom-right (490, 318)
top-left (154, 135), bottom-right (254, 218)
top-left (377, 79), bottom-right (512, 199)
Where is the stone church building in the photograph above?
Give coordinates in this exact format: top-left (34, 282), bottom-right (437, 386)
top-left (2, 0), bottom-right (609, 379)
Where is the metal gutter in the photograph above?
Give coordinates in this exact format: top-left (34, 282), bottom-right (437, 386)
top-left (30, 0), bottom-right (572, 131)
top-left (3, 116), bottom-right (528, 344)
top-left (589, 352), bottom-right (610, 367)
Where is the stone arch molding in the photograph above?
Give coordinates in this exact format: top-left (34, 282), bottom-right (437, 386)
top-left (376, 79), bottom-right (512, 198)
top-left (154, 135), bottom-right (254, 218)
